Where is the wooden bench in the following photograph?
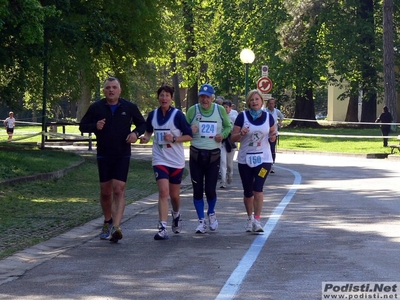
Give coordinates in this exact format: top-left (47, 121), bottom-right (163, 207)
top-left (44, 122), bottom-right (96, 150)
top-left (389, 145), bottom-right (400, 154)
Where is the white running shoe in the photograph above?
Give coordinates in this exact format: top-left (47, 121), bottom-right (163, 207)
top-left (270, 165), bottom-right (275, 174)
top-left (154, 223), bottom-right (169, 240)
top-left (252, 218), bottom-right (264, 232)
top-left (196, 219), bottom-right (207, 234)
top-left (208, 213), bottom-right (218, 231)
top-left (245, 217), bottom-right (253, 232)
top-left (171, 211), bottom-right (182, 234)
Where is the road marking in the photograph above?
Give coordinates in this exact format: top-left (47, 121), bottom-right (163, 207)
top-left (215, 166), bottom-right (302, 300)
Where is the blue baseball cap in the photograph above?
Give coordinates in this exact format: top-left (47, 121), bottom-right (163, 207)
top-left (198, 84), bottom-right (215, 97)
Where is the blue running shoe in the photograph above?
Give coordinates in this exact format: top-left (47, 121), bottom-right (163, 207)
top-left (99, 222), bottom-right (112, 240)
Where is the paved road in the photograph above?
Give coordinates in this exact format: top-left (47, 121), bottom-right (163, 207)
top-left (1, 148), bottom-right (400, 300)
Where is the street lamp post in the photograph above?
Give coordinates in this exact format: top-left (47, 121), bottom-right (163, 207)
top-left (240, 48), bottom-right (255, 97)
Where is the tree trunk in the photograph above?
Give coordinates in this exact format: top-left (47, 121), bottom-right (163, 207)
top-left (383, 0), bottom-right (396, 122)
top-left (69, 100), bottom-right (77, 119)
top-left (361, 92), bottom-right (377, 123)
top-left (359, 0), bottom-right (377, 123)
top-left (32, 102), bottom-right (37, 123)
top-left (76, 75), bottom-right (92, 122)
top-left (187, 84), bottom-right (198, 109)
top-left (289, 88), bottom-right (319, 128)
top-left (345, 95), bottom-right (359, 122)
top-left (183, 1), bottom-right (198, 107)
top-left (170, 52), bottom-right (181, 110)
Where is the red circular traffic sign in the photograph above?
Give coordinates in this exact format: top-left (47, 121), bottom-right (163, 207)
top-left (257, 77), bottom-right (273, 93)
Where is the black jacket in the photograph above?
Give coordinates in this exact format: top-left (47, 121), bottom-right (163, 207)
top-left (79, 98), bottom-right (146, 157)
top-left (377, 111), bottom-right (392, 125)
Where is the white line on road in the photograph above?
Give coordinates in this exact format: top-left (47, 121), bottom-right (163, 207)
top-left (215, 166), bottom-right (302, 300)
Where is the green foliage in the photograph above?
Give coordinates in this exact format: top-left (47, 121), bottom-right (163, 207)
top-left (0, 0), bottom-right (174, 119)
top-left (279, 126), bottom-right (397, 154)
top-left (1, 0), bottom-right (399, 125)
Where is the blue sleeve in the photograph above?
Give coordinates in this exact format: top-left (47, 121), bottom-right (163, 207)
top-left (174, 110), bottom-right (193, 137)
top-left (234, 112), bottom-right (244, 127)
top-left (145, 111), bottom-right (155, 133)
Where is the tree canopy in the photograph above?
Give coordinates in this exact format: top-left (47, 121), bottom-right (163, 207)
top-left (0, 0), bottom-right (399, 124)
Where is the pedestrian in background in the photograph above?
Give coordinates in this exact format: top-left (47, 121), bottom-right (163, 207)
top-left (219, 100), bottom-right (237, 188)
top-left (229, 103), bottom-right (239, 119)
top-left (375, 106), bottom-right (393, 147)
top-left (140, 85), bottom-right (193, 240)
top-left (231, 89), bottom-right (276, 233)
top-left (4, 111), bottom-right (16, 140)
top-left (215, 96), bottom-right (224, 105)
top-left (79, 77), bottom-right (146, 243)
top-left (215, 96), bottom-right (225, 183)
top-left (264, 98), bottom-right (284, 173)
top-left (231, 103), bottom-right (238, 113)
top-left (186, 83), bottom-right (231, 233)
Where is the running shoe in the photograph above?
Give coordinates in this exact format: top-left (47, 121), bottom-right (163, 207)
top-left (252, 219), bottom-right (264, 233)
top-left (220, 182), bottom-right (226, 189)
top-left (208, 213), bottom-right (218, 231)
top-left (171, 211), bottom-right (182, 234)
top-left (154, 224), bottom-right (169, 240)
top-left (227, 174), bottom-right (233, 185)
top-left (195, 219), bottom-right (207, 234)
top-left (245, 217), bottom-right (253, 232)
top-left (270, 165), bottom-right (275, 174)
top-left (99, 222), bottom-right (112, 240)
top-left (109, 226), bottom-right (123, 243)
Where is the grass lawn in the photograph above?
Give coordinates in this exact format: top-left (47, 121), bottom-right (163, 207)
top-left (279, 126), bottom-right (399, 155)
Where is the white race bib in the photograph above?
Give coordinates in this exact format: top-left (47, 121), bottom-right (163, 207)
top-left (246, 152), bottom-right (263, 168)
top-left (199, 121), bottom-right (218, 138)
top-left (154, 129), bottom-right (170, 145)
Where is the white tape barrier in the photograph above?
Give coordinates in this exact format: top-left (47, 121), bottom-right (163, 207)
top-left (0, 118), bottom-right (398, 142)
top-left (0, 131), bottom-right (91, 143)
top-left (279, 132), bottom-right (399, 139)
top-left (285, 118), bottom-right (398, 126)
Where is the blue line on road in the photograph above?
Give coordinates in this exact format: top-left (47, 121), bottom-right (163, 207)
top-left (215, 166), bottom-right (302, 300)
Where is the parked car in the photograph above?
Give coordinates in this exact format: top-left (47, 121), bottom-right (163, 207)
top-left (315, 112), bottom-right (327, 120)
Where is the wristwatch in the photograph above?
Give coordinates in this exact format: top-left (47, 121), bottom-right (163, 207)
top-left (172, 137), bottom-right (176, 143)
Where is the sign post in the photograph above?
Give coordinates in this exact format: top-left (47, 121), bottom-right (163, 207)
top-left (257, 76), bottom-right (273, 93)
top-left (261, 65), bottom-right (269, 77)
